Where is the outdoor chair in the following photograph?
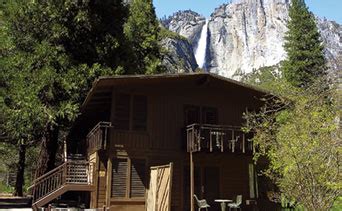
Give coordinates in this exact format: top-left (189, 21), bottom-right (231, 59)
top-left (194, 194), bottom-right (210, 211)
top-left (228, 195), bottom-right (242, 211)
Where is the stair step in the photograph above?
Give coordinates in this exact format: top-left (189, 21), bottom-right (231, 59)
top-left (0, 197), bottom-right (32, 208)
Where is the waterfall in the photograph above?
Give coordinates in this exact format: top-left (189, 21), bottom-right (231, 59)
top-left (195, 19), bottom-right (209, 69)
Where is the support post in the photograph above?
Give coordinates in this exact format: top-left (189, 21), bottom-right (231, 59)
top-left (190, 152), bottom-right (194, 211)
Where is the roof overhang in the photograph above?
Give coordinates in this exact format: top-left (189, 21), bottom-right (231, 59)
top-left (81, 72), bottom-right (270, 112)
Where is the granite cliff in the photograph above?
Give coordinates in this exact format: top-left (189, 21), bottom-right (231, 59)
top-left (161, 0), bottom-right (342, 78)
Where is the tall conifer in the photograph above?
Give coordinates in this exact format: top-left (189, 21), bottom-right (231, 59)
top-left (1, 0), bottom-right (128, 194)
top-left (124, 0), bottom-right (164, 74)
top-left (282, 0), bottom-right (327, 88)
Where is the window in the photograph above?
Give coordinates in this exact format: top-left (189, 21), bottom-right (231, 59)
top-left (114, 94), bottom-right (147, 131)
top-left (115, 94), bottom-right (131, 130)
top-left (132, 96), bottom-right (147, 131)
top-left (184, 105), bottom-right (218, 126)
top-left (184, 105), bottom-right (200, 126)
top-left (111, 158), bottom-right (146, 198)
top-left (202, 107), bottom-right (218, 124)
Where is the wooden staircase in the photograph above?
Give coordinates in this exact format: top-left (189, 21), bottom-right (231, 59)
top-left (29, 160), bottom-right (94, 210)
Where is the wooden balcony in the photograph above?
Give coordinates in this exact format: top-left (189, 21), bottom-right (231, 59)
top-left (186, 123), bottom-right (254, 154)
top-left (30, 160), bottom-right (94, 209)
top-left (86, 121), bottom-right (111, 155)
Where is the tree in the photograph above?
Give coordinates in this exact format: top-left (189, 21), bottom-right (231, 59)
top-left (231, 1), bottom-right (339, 209)
top-left (244, 79), bottom-right (341, 210)
top-left (124, 0), bottom-right (164, 74)
top-left (240, 65), bottom-right (281, 91)
top-left (1, 0), bottom-right (128, 195)
top-left (282, 0), bottom-right (327, 88)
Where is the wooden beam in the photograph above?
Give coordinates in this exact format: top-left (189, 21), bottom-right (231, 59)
top-left (106, 158), bottom-right (112, 208)
top-left (190, 152), bottom-right (194, 211)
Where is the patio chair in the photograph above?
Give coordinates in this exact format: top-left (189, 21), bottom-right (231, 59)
top-left (194, 194), bottom-right (210, 211)
top-left (227, 195), bottom-right (242, 211)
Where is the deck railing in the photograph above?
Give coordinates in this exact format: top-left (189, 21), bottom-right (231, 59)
top-left (86, 122), bottom-right (111, 154)
top-left (30, 160), bottom-right (94, 203)
top-left (186, 124), bottom-right (254, 154)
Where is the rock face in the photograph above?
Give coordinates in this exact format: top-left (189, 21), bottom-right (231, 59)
top-left (161, 10), bottom-right (206, 51)
top-left (160, 37), bottom-right (198, 73)
top-left (316, 18), bottom-right (342, 72)
top-left (208, 0), bottom-right (290, 77)
top-left (163, 0), bottom-right (342, 78)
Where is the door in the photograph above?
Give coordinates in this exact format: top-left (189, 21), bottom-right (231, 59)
top-left (146, 163), bottom-right (173, 211)
top-left (204, 166), bottom-right (220, 210)
top-left (184, 165), bottom-right (220, 211)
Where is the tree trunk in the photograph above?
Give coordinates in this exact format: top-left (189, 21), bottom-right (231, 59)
top-left (35, 126), bottom-right (60, 178)
top-left (14, 143), bottom-right (26, 196)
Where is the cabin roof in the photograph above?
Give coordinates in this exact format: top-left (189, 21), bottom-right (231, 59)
top-left (81, 72), bottom-right (269, 112)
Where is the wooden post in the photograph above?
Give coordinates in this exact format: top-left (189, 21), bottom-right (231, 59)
top-left (190, 152), bottom-right (194, 211)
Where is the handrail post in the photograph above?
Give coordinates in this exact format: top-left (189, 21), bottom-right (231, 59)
top-left (63, 162), bottom-right (67, 185)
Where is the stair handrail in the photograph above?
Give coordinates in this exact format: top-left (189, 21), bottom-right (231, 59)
top-left (29, 160), bottom-right (93, 203)
top-left (28, 162), bottom-right (67, 192)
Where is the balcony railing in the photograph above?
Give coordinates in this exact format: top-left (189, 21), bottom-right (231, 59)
top-left (86, 121), bottom-right (111, 154)
top-left (186, 124), bottom-right (254, 154)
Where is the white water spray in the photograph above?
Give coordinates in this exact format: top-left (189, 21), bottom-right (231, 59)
top-left (195, 19), bottom-right (209, 69)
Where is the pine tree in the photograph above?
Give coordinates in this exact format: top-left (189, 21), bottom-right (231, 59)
top-left (124, 0), bottom-right (164, 74)
top-left (282, 0), bottom-right (327, 88)
top-left (0, 0), bottom-right (128, 195)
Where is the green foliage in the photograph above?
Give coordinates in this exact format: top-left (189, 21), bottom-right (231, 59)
top-left (244, 79), bottom-right (341, 210)
top-left (234, 1), bottom-right (338, 210)
top-left (242, 4), bottom-right (340, 207)
top-left (1, 0), bottom-right (166, 193)
top-left (0, 182), bottom-right (13, 194)
top-left (331, 197), bottom-right (342, 211)
top-left (0, 142), bottom-right (39, 194)
top-left (0, 0), bottom-right (131, 191)
top-left (241, 65), bottom-right (281, 91)
top-left (159, 26), bottom-right (187, 41)
top-left (1, 0), bottom-right (128, 141)
top-left (124, 0), bottom-right (165, 74)
top-left (282, 0), bottom-right (327, 88)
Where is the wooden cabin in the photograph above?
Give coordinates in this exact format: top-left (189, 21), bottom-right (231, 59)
top-left (31, 73), bottom-right (275, 211)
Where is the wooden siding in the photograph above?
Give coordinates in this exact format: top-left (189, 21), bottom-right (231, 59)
top-left (91, 82), bottom-right (264, 210)
top-left (108, 84), bottom-right (261, 152)
top-left (110, 130), bottom-right (149, 149)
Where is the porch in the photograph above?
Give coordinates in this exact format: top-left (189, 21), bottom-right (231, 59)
top-left (83, 121), bottom-right (259, 211)
top-left (186, 124), bottom-right (257, 211)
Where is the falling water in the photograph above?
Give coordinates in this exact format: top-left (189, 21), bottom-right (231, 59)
top-left (195, 19), bottom-right (209, 69)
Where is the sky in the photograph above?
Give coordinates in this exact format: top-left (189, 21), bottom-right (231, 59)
top-left (153, 0), bottom-right (342, 24)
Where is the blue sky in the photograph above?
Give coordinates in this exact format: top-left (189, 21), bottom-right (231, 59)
top-left (153, 0), bottom-right (342, 24)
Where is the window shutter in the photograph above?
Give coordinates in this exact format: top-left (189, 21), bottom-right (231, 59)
top-left (132, 95), bottom-right (147, 131)
top-left (202, 107), bottom-right (218, 124)
top-left (130, 159), bottom-right (146, 197)
top-left (115, 94), bottom-right (130, 130)
top-left (184, 105), bottom-right (200, 126)
top-left (112, 158), bottom-right (127, 197)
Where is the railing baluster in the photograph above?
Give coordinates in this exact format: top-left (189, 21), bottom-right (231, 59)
top-left (86, 122), bottom-right (111, 155)
top-left (242, 133), bottom-right (246, 153)
top-left (30, 160), bottom-right (94, 204)
top-left (186, 124), bottom-right (254, 154)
